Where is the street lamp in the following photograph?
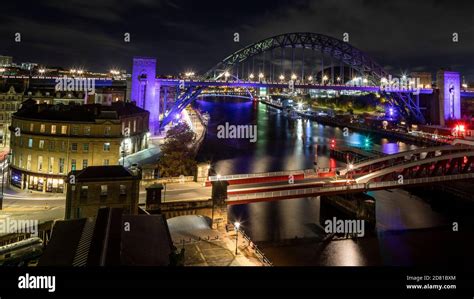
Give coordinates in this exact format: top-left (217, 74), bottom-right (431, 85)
top-left (291, 74), bottom-right (297, 80)
top-left (258, 73), bottom-right (264, 80)
top-left (234, 221), bottom-right (240, 255)
top-left (279, 74), bottom-right (285, 81)
top-left (249, 73), bottom-right (255, 80)
top-left (308, 76), bottom-right (313, 82)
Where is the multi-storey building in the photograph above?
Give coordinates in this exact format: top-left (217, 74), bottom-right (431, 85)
top-left (0, 55), bottom-right (13, 67)
top-left (9, 100), bottom-right (150, 193)
top-left (65, 165), bottom-right (141, 219)
top-left (0, 86), bottom-right (23, 150)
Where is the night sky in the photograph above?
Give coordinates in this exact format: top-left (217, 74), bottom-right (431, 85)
top-left (1, 0), bottom-right (473, 79)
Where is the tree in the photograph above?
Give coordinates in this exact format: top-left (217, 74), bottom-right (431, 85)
top-left (158, 123), bottom-right (197, 177)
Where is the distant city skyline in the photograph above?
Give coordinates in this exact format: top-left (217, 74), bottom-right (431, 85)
top-left (1, 0), bottom-right (474, 80)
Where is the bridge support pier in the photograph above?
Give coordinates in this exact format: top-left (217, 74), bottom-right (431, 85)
top-left (131, 57), bottom-right (161, 135)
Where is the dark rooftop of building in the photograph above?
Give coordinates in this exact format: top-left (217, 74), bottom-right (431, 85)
top-left (13, 100), bottom-right (148, 122)
top-left (39, 208), bottom-right (174, 266)
top-left (73, 165), bottom-right (137, 181)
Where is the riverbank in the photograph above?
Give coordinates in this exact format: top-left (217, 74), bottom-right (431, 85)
top-left (259, 98), bottom-right (446, 146)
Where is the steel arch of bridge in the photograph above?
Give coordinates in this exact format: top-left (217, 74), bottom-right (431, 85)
top-left (204, 32), bottom-right (388, 83)
top-left (161, 32), bottom-right (425, 128)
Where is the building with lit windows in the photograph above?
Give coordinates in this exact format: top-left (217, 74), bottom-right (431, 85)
top-left (8, 100), bottom-right (149, 193)
top-left (0, 86), bottom-right (23, 150)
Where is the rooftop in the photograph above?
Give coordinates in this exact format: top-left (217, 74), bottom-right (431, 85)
top-left (73, 165), bottom-right (137, 181)
top-left (13, 100), bottom-right (148, 122)
top-left (39, 208), bottom-right (174, 266)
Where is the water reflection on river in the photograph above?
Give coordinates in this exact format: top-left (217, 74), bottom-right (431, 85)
top-left (195, 97), bottom-right (451, 266)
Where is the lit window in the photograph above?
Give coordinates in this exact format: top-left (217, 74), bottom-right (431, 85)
top-left (28, 138), bottom-right (33, 148)
top-left (49, 157), bottom-right (54, 173)
top-left (51, 125), bottom-right (56, 134)
top-left (38, 140), bottom-right (44, 149)
top-left (61, 125), bottom-right (67, 134)
top-left (103, 143), bottom-right (110, 152)
top-left (37, 156), bottom-right (43, 172)
top-left (59, 158), bottom-right (65, 174)
top-left (120, 184), bottom-right (127, 195)
top-left (40, 124), bottom-right (45, 133)
top-left (82, 159), bottom-right (88, 169)
top-left (30, 123), bottom-right (34, 132)
top-left (80, 186), bottom-right (88, 200)
top-left (100, 185), bottom-right (108, 196)
top-left (71, 159), bottom-right (76, 171)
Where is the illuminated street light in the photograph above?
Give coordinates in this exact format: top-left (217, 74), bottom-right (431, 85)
top-left (234, 222), bottom-right (240, 255)
top-left (224, 71), bottom-right (230, 79)
top-left (77, 69), bottom-right (84, 75)
top-left (462, 83), bottom-right (468, 89)
top-left (0, 68), bottom-right (5, 73)
top-left (185, 71), bottom-right (195, 77)
top-left (38, 68), bottom-right (46, 74)
top-left (297, 102), bottom-right (303, 110)
top-left (337, 77), bottom-right (341, 82)
top-left (363, 78), bottom-right (368, 84)
top-left (348, 163), bottom-right (354, 171)
top-left (70, 69), bottom-right (76, 74)
top-left (110, 69), bottom-right (120, 75)
top-left (249, 73), bottom-right (255, 80)
top-left (258, 73), bottom-right (264, 79)
top-left (279, 74), bottom-right (285, 81)
top-left (322, 75), bottom-right (328, 81)
top-left (308, 76), bottom-right (313, 81)
top-left (291, 74), bottom-right (297, 80)
top-left (381, 77), bottom-right (388, 83)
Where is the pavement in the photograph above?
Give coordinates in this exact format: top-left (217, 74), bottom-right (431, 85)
top-left (168, 215), bottom-right (265, 266)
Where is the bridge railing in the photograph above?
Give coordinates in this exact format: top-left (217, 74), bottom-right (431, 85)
top-left (227, 183), bottom-right (366, 201)
top-left (227, 173), bottom-right (474, 201)
top-left (237, 228), bottom-right (273, 267)
top-left (208, 169), bottom-right (315, 182)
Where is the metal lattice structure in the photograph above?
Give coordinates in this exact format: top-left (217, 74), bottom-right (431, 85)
top-left (204, 32), bottom-right (388, 83)
top-left (161, 32), bottom-right (425, 128)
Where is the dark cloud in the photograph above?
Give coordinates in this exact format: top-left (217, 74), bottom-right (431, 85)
top-left (0, 0), bottom-right (473, 79)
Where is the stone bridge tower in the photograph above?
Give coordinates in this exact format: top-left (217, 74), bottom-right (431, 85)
top-left (131, 57), bottom-right (161, 135)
